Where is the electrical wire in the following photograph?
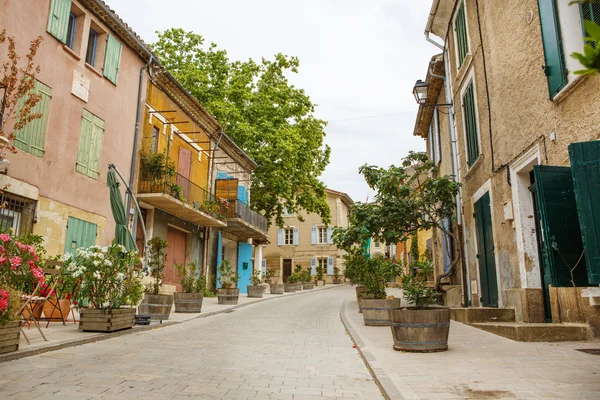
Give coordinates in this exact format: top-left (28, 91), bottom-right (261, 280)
top-left (326, 110), bottom-right (415, 123)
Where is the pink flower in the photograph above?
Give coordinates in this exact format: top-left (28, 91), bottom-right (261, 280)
top-left (0, 289), bottom-right (8, 298)
top-left (0, 298), bottom-right (8, 313)
top-left (16, 242), bottom-right (28, 252)
top-left (0, 234), bottom-right (12, 243)
top-left (9, 256), bottom-right (22, 269)
top-left (0, 256), bottom-right (6, 264)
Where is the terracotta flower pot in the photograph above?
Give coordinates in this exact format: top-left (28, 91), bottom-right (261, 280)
top-left (42, 299), bottom-right (71, 321)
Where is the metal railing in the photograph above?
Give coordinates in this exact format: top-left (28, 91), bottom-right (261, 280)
top-left (224, 199), bottom-right (268, 233)
top-left (138, 169), bottom-right (227, 221)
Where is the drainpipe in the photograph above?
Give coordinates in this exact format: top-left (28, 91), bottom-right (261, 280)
top-left (128, 54), bottom-right (154, 241)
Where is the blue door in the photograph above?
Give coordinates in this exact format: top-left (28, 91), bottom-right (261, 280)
top-left (237, 242), bottom-right (253, 293)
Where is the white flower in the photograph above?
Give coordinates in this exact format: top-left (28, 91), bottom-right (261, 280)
top-left (93, 271), bottom-right (101, 279)
top-left (105, 260), bottom-right (112, 267)
top-left (62, 253), bottom-right (72, 262)
top-left (93, 260), bottom-right (100, 266)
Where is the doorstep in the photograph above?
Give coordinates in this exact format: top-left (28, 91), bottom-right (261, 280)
top-left (471, 322), bottom-right (591, 342)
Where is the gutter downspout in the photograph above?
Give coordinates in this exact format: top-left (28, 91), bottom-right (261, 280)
top-left (128, 54), bottom-right (153, 241)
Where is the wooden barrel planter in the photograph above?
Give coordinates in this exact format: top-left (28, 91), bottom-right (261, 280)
top-left (217, 288), bottom-right (239, 305)
top-left (138, 294), bottom-right (174, 320)
top-left (316, 280), bottom-right (325, 287)
top-left (0, 321), bottom-right (22, 354)
top-left (79, 308), bottom-right (136, 332)
top-left (355, 285), bottom-right (367, 300)
top-left (247, 285), bottom-right (264, 298)
top-left (361, 298), bottom-right (402, 326)
top-left (295, 282), bottom-right (303, 291)
top-left (333, 279), bottom-right (341, 284)
top-left (283, 283), bottom-right (296, 293)
top-left (389, 307), bottom-right (451, 352)
top-left (357, 293), bottom-right (376, 313)
top-left (270, 283), bottom-right (284, 294)
top-left (303, 282), bottom-right (315, 290)
top-left (174, 292), bottom-right (203, 313)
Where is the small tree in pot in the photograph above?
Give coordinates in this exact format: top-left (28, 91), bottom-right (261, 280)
top-left (284, 273), bottom-right (297, 292)
top-left (217, 260), bottom-right (239, 305)
top-left (247, 270), bottom-right (264, 298)
top-left (293, 265), bottom-right (303, 290)
top-left (301, 267), bottom-right (314, 290)
top-left (173, 262), bottom-right (204, 313)
top-left (139, 237), bottom-right (173, 320)
top-left (333, 266), bottom-right (341, 284)
top-left (263, 268), bottom-right (273, 285)
top-left (315, 266), bottom-right (325, 286)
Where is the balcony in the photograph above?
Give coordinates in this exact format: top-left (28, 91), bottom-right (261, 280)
top-left (138, 171), bottom-right (226, 228)
top-left (223, 199), bottom-right (269, 242)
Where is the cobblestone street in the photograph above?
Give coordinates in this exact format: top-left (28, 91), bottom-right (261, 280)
top-left (0, 286), bottom-right (383, 400)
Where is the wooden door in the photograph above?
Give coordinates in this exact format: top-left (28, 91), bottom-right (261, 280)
top-left (165, 227), bottom-right (187, 291)
top-left (282, 259), bottom-right (292, 283)
top-left (474, 193), bottom-right (499, 307)
top-left (177, 148), bottom-right (192, 200)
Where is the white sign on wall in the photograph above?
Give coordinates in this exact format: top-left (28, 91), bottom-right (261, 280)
top-left (71, 70), bottom-right (90, 102)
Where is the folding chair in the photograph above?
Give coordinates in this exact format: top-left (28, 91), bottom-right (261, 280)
top-left (39, 263), bottom-right (69, 328)
top-left (18, 268), bottom-right (59, 343)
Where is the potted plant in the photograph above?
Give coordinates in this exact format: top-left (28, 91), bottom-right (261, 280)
top-left (173, 262), bottom-right (204, 313)
top-left (217, 260), bottom-right (239, 305)
top-left (315, 266), bottom-right (325, 286)
top-left (138, 237), bottom-right (173, 320)
top-left (0, 286), bottom-right (23, 354)
top-left (333, 266), bottom-right (341, 284)
top-left (41, 256), bottom-right (78, 322)
top-left (284, 273), bottom-right (297, 292)
top-left (247, 270), bottom-right (264, 298)
top-left (301, 267), bottom-right (314, 290)
top-left (263, 268), bottom-right (273, 285)
top-left (293, 265), bottom-right (303, 290)
top-left (63, 243), bottom-right (144, 332)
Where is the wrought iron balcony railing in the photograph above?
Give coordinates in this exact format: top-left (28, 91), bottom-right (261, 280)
top-left (224, 199), bottom-right (268, 233)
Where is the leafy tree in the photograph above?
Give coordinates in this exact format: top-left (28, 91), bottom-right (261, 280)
top-left (151, 29), bottom-right (331, 227)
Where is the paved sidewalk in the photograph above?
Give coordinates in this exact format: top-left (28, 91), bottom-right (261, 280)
top-left (2, 284), bottom-right (341, 362)
top-left (341, 293), bottom-right (600, 400)
top-left (1, 285), bottom-right (382, 399)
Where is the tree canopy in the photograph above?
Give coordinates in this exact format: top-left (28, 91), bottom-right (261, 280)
top-left (151, 29), bottom-right (331, 227)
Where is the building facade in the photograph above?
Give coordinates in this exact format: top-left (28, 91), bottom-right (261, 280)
top-left (262, 189), bottom-right (353, 284)
top-left (422, 0), bottom-right (600, 329)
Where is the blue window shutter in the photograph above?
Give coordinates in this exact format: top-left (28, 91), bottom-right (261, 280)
top-left (327, 226), bottom-right (334, 244)
top-left (538, 0), bottom-right (567, 98)
top-left (327, 256), bottom-right (334, 275)
top-left (311, 226), bottom-right (317, 245)
top-left (216, 171), bottom-right (228, 179)
top-left (311, 257), bottom-right (317, 276)
top-left (261, 259), bottom-right (267, 275)
top-left (237, 185), bottom-right (247, 205)
top-left (277, 228), bottom-right (283, 246)
top-left (293, 227), bottom-right (299, 245)
top-left (103, 34), bottom-right (122, 85)
top-left (47, 0), bottom-right (72, 43)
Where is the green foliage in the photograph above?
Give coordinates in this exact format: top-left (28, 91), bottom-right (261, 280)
top-left (315, 265), bottom-right (324, 281)
top-left (175, 261), bottom-right (206, 293)
top-left (0, 286), bottom-right (22, 324)
top-left (169, 183), bottom-right (185, 202)
top-left (402, 258), bottom-right (441, 309)
top-left (333, 266), bottom-right (340, 279)
top-left (151, 29), bottom-right (331, 227)
top-left (263, 268), bottom-right (273, 280)
top-left (287, 273), bottom-right (299, 284)
top-left (147, 236), bottom-right (168, 295)
top-left (218, 260), bottom-right (238, 289)
top-left (572, 20), bottom-right (600, 75)
top-left (121, 268), bottom-right (145, 307)
top-left (339, 248), bottom-right (400, 299)
top-left (294, 264), bottom-right (302, 274)
top-left (250, 270), bottom-right (261, 286)
top-left (299, 267), bottom-right (312, 283)
top-left (141, 150), bottom-right (175, 182)
top-left (410, 234), bottom-right (420, 264)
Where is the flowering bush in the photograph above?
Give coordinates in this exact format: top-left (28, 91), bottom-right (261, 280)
top-left (0, 231), bottom-right (45, 293)
top-left (62, 243), bottom-right (143, 310)
top-left (0, 286), bottom-right (21, 324)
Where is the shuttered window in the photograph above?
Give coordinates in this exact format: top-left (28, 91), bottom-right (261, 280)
top-left (580, 2), bottom-right (600, 49)
top-left (15, 80), bottom-right (52, 157)
top-left (76, 109), bottom-right (104, 180)
top-left (462, 81), bottom-right (480, 167)
top-left (103, 34), bottom-right (122, 85)
top-left (47, 0), bottom-right (72, 44)
top-left (538, 0), bottom-right (567, 99)
top-left (454, 1), bottom-right (469, 68)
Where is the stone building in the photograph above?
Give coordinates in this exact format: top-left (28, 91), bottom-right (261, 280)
top-left (420, 0), bottom-right (600, 335)
top-left (262, 189), bottom-right (353, 284)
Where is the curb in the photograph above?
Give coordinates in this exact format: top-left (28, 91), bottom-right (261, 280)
top-left (339, 294), bottom-right (405, 400)
top-left (1, 283), bottom-right (347, 363)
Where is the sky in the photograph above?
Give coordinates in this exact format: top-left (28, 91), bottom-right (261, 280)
top-left (104, 0), bottom-right (438, 203)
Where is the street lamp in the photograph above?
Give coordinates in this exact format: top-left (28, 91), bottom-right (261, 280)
top-left (412, 79), bottom-right (429, 105)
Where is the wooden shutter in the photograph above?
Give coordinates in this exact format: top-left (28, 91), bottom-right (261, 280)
top-left (293, 227), bottom-right (299, 245)
top-left (473, 192), bottom-right (499, 307)
top-left (103, 34), bottom-right (122, 85)
top-left (462, 81), bottom-right (480, 167)
top-left (327, 226), bottom-right (334, 244)
top-left (277, 228), bottom-right (283, 246)
top-left (454, 1), bottom-right (469, 67)
top-left (311, 226), bottom-right (317, 245)
top-left (64, 216), bottom-right (97, 255)
top-left (310, 257), bottom-right (317, 276)
top-left (47, 0), bottom-right (72, 43)
top-left (534, 165), bottom-right (588, 288)
top-left (15, 80), bottom-right (52, 157)
top-left (327, 256), bottom-right (334, 275)
top-left (569, 141), bottom-right (600, 285)
top-left (76, 109), bottom-right (103, 179)
top-left (88, 115), bottom-right (104, 179)
top-left (538, 0), bottom-right (567, 98)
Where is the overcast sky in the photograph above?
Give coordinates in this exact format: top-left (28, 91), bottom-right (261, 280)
top-left (105, 0), bottom-right (437, 203)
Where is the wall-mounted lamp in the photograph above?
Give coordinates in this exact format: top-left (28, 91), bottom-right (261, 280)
top-left (412, 79), bottom-right (452, 108)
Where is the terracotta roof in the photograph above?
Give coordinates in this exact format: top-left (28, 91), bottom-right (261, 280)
top-left (326, 188), bottom-right (354, 207)
top-left (413, 54), bottom-right (445, 139)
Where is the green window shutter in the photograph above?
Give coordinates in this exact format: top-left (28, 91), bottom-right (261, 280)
top-left (454, 1), bottom-right (469, 67)
top-left (580, 3), bottom-right (600, 49)
top-left (568, 141), bottom-right (600, 285)
top-left (538, 0), bottom-right (567, 99)
top-left (88, 115), bottom-right (104, 179)
top-left (462, 81), bottom-right (479, 167)
top-left (64, 216), bottom-right (97, 255)
top-left (15, 80), bottom-right (52, 157)
top-left (76, 110), bottom-right (103, 179)
top-left (103, 34), bottom-right (122, 85)
top-left (46, 0), bottom-right (72, 43)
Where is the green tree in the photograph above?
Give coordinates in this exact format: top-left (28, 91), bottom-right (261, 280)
top-left (151, 29), bottom-right (331, 227)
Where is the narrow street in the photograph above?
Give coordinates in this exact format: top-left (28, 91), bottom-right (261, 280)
top-left (0, 287), bottom-right (383, 400)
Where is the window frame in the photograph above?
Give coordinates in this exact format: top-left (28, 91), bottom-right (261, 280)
top-left (460, 71), bottom-right (481, 169)
top-left (452, 0), bottom-right (471, 70)
top-left (317, 257), bottom-right (328, 273)
top-left (85, 28), bottom-right (98, 66)
top-left (316, 226), bottom-right (327, 244)
top-left (66, 12), bottom-right (76, 50)
top-left (284, 227), bottom-right (294, 245)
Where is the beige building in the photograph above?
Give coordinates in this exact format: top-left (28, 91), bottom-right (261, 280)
top-left (262, 189), bottom-right (353, 283)
top-left (420, 0), bottom-right (600, 332)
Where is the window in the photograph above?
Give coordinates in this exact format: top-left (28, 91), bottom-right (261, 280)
top-left (0, 192), bottom-right (36, 236)
top-left (580, 2), bottom-right (600, 50)
top-left (103, 34), bottom-right (122, 85)
top-left (538, 0), bottom-right (567, 98)
top-left (283, 206), bottom-right (294, 216)
top-left (64, 216), bottom-right (97, 255)
top-left (317, 227), bottom-right (327, 244)
top-left (47, 0), bottom-right (72, 44)
top-left (15, 80), bottom-right (52, 157)
top-left (284, 228), bottom-right (294, 245)
top-left (76, 109), bottom-right (104, 179)
top-left (85, 28), bottom-right (98, 66)
top-left (462, 80), bottom-right (480, 167)
top-left (318, 258), bottom-right (327, 272)
top-left (151, 126), bottom-right (159, 153)
top-left (66, 13), bottom-right (76, 49)
top-left (454, 1), bottom-right (470, 68)
top-left (374, 240), bottom-right (380, 248)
